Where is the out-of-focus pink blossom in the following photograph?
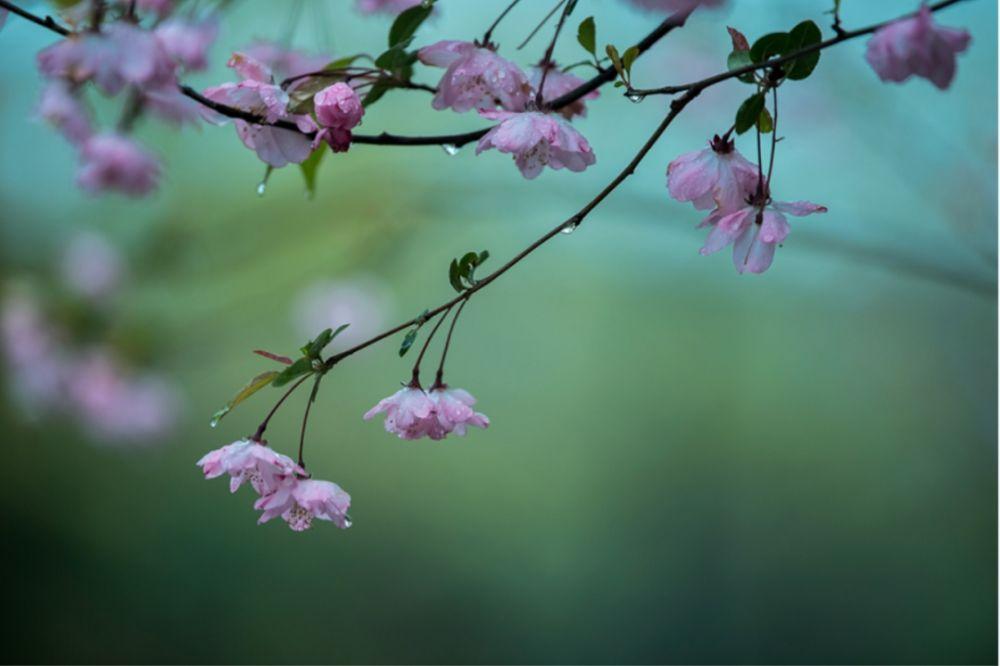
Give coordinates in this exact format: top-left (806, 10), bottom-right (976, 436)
top-left (61, 232), bottom-right (124, 300)
top-left (0, 292), bottom-right (68, 414)
top-left (667, 137), bottom-right (758, 211)
top-left (623, 0), bottom-right (725, 13)
top-left (293, 278), bottom-right (391, 347)
top-left (865, 4), bottom-right (971, 90)
top-left (202, 53), bottom-right (316, 167)
top-left (38, 81), bottom-right (92, 145)
top-left (132, 0), bottom-right (175, 18)
top-left (419, 40), bottom-right (531, 113)
top-left (364, 386), bottom-right (438, 439)
top-left (430, 387), bottom-right (489, 436)
top-left (242, 40), bottom-right (331, 82)
top-left (37, 22), bottom-right (177, 95)
top-left (530, 66), bottom-right (599, 119)
top-left (141, 87), bottom-right (203, 125)
top-left (355, 0), bottom-right (423, 15)
top-left (76, 133), bottom-right (160, 196)
top-left (476, 110), bottom-right (596, 179)
top-left (75, 133), bottom-right (160, 196)
top-left (699, 199), bottom-right (826, 274)
top-left (255, 478), bottom-right (352, 531)
top-left (155, 18), bottom-right (218, 71)
top-left (197, 438), bottom-right (301, 494)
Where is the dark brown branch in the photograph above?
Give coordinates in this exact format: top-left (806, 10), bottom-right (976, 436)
top-left (0, 0), bottom-right (70, 35)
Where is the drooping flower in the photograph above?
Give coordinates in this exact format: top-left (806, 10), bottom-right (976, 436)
top-left (529, 65), bottom-right (599, 119)
top-left (155, 18), bottom-right (218, 71)
top-left (430, 386), bottom-right (489, 436)
top-left (364, 386), bottom-right (438, 439)
top-left (667, 136), bottom-right (759, 211)
top-left (312, 82), bottom-right (364, 152)
top-left (255, 478), bottom-right (352, 531)
top-left (699, 199), bottom-right (826, 274)
top-left (418, 40), bottom-right (532, 113)
top-left (355, 0), bottom-right (423, 15)
top-left (202, 53), bottom-right (316, 167)
top-left (37, 81), bottom-right (92, 145)
top-left (476, 110), bottom-right (596, 179)
top-left (37, 22), bottom-right (177, 96)
top-left (76, 133), bottom-right (161, 196)
top-left (865, 3), bottom-right (971, 90)
top-left (197, 438), bottom-right (301, 495)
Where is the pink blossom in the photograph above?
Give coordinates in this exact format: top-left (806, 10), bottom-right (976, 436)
top-left (364, 386), bottom-right (438, 439)
top-left (0, 292), bottom-right (68, 414)
top-left (197, 438), bottom-right (301, 495)
top-left (356, 0), bottom-right (423, 15)
top-left (530, 65), bottom-right (599, 119)
top-left (255, 478), bottom-right (352, 531)
top-left (623, 0), bottom-right (725, 13)
top-left (141, 87), bottom-right (203, 125)
top-left (699, 199), bottom-right (826, 274)
top-left (155, 18), bottom-right (218, 71)
top-left (132, 0), bottom-right (175, 18)
top-left (430, 387), bottom-right (489, 436)
top-left (312, 82), bottom-right (364, 152)
top-left (476, 110), bottom-right (596, 179)
top-left (865, 4), bottom-right (971, 90)
top-left (37, 22), bottom-right (176, 96)
top-left (202, 53), bottom-right (315, 167)
top-left (242, 40), bottom-right (331, 82)
top-left (418, 40), bottom-right (531, 113)
top-left (76, 133), bottom-right (161, 197)
top-left (38, 81), bottom-right (92, 145)
top-left (667, 137), bottom-right (759, 211)
top-left (61, 232), bottom-right (124, 300)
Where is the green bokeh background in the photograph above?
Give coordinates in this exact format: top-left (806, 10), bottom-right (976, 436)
top-left (0, 1), bottom-right (996, 663)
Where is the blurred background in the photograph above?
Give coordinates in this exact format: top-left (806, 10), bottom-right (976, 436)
top-left (0, 0), bottom-right (996, 663)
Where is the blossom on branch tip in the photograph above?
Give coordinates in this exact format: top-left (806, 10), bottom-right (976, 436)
top-left (197, 438), bottom-right (302, 495)
top-left (364, 386), bottom-right (437, 439)
top-left (667, 137), bottom-right (758, 211)
top-left (476, 110), bottom-right (596, 179)
top-left (418, 40), bottom-right (532, 113)
top-left (530, 66), bottom-right (599, 119)
top-left (699, 199), bottom-right (826, 274)
top-left (430, 387), bottom-right (489, 436)
top-left (312, 82), bottom-right (364, 152)
top-left (255, 478), bottom-right (352, 531)
top-left (865, 3), bottom-right (971, 90)
top-left (155, 18), bottom-right (218, 72)
top-left (76, 133), bottom-right (160, 196)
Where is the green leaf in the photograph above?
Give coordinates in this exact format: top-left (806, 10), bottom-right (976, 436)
top-left (734, 92), bottom-right (765, 134)
top-left (210, 371), bottom-right (280, 427)
top-left (756, 106), bottom-right (774, 133)
top-left (577, 16), bottom-right (596, 56)
top-left (477, 250), bottom-right (490, 265)
top-left (749, 31), bottom-right (789, 64)
top-left (299, 148), bottom-right (325, 199)
top-left (399, 327), bottom-right (418, 357)
top-left (606, 44), bottom-right (623, 77)
top-left (304, 323), bottom-right (349, 359)
top-left (727, 49), bottom-right (755, 83)
top-left (784, 20), bottom-right (822, 80)
top-left (388, 2), bottom-right (433, 48)
top-left (374, 45), bottom-right (412, 71)
top-left (449, 259), bottom-right (464, 292)
top-left (621, 45), bottom-right (639, 77)
top-left (323, 54), bottom-right (365, 71)
top-left (458, 251), bottom-right (478, 277)
top-left (363, 77), bottom-right (394, 107)
top-left (271, 357), bottom-right (314, 387)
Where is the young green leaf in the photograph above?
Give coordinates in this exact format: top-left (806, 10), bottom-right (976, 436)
top-left (577, 16), bottom-right (596, 56)
top-left (749, 32), bottom-right (790, 64)
top-left (388, 2), bottom-right (433, 48)
top-left (606, 44), bottom-right (623, 77)
top-left (784, 20), bottom-right (822, 80)
top-left (756, 106), bottom-right (774, 133)
top-left (399, 327), bottom-right (418, 356)
top-left (734, 92), bottom-right (765, 134)
top-left (210, 370), bottom-right (280, 427)
top-left (621, 45), bottom-right (640, 77)
top-left (727, 49), bottom-right (755, 83)
top-left (271, 357), bottom-right (314, 387)
top-left (299, 147), bottom-right (325, 199)
top-left (363, 77), bottom-right (394, 107)
top-left (449, 259), bottom-right (464, 292)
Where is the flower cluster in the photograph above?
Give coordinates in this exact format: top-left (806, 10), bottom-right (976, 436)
top-left (667, 135), bottom-right (826, 274)
top-left (197, 438), bottom-right (352, 531)
top-left (364, 385), bottom-right (489, 440)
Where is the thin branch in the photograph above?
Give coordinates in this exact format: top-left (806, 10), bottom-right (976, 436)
top-left (517, 0), bottom-right (566, 50)
top-left (482, 0), bottom-right (522, 45)
top-left (0, 0), bottom-right (70, 35)
top-left (534, 0), bottom-right (575, 107)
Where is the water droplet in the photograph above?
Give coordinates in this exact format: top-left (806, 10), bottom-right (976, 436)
top-left (256, 181), bottom-right (267, 197)
top-left (627, 93), bottom-right (643, 103)
top-left (441, 143), bottom-right (460, 156)
top-left (560, 222), bottom-right (578, 235)
top-left (343, 515), bottom-right (353, 528)
top-left (209, 418), bottom-right (220, 428)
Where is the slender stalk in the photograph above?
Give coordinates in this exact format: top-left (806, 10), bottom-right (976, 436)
top-left (433, 296), bottom-right (471, 389)
top-left (482, 0), bottom-right (522, 45)
top-left (534, 0), bottom-right (575, 107)
top-left (297, 374), bottom-right (322, 469)
top-left (517, 0), bottom-right (566, 50)
top-left (409, 306), bottom-right (452, 387)
top-left (253, 374), bottom-right (311, 442)
top-left (765, 86), bottom-right (778, 191)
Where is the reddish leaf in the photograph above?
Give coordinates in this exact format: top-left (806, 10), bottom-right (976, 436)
top-left (727, 26), bottom-right (750, 52)
top-left (253, 349), bottom-right (293, 365)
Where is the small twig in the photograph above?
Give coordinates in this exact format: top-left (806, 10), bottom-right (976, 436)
top-left (534, 0), bottom-right (574, 107)
top-left (517, 0), bottom-right (566, 50)
top-left (482, 0), bottom-right (522, 45)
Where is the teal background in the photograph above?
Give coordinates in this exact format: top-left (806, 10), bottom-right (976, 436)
top-left (0, 1), bottom-right (996, 663)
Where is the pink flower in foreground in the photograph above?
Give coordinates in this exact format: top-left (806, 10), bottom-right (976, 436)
top-left (155, 18), bottom-right (218, 71)
top-left (430, 387), bottom-right (489, 436)
top-left (313, 82), bottom-right (364, 152)
top-left (37, 22), bottom-right (176, 95)
top-left (699, 199), bottom-right (826, 274)
top-left (476, 110), bottom-right (596, 179)
top-left (364, 386), bottom-right (437, 439)
top-left (865, 3), bottom-right (971, 90)
top-left (197, 438), bottom-right (301, 495)
top-left (202, 53), bottom-right (316, 167)
top-left (76, 133), bottom-right (160, 196)
top-left (255, 478), bottom-right (352, 531)
top-left (667, 136), bottom-right (759, 211)
top-left (356, 0), bottom-right (423, 15)
top-left (529, 66), bottom-right (599, 119)
top-left (38, 81), bottom-right (92, 145)
top-left (419, 40), bottom-right (531, 113)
